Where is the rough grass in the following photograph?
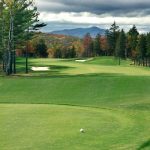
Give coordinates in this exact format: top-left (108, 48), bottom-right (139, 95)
top-left (0, 57), bottom-right (150, 150)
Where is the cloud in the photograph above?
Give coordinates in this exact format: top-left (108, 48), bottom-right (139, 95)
top-left (35, 0), bottom-right (150, 33)
top-left (39, 12), bottom-right (150, 27)
top-left (36, 0), bottom-right (150, 17)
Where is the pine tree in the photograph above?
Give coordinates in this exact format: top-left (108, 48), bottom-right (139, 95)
top-left (127, 25), bottom-right (139, 59)
top-left (35, 39), bottom-right (48, 58)
top-left (115, 29), bottom-right (126, 65)
top-left (0, 0), bottom-right (40, 75)
top-left (106, 21), bottom-right (119, 55)
top-left (146, 33), bottom-right (150, 66)
top-left (93, 34), bottom-right (101, 56)
top-left (137, 34), bottom-right (147, 66)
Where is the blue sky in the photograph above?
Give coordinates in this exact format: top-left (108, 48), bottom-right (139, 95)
top-left (36, 0), bottom-right (150, 33)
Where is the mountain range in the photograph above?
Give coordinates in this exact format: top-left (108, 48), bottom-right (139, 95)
top-left (50, 26), bottom-right (106, 38)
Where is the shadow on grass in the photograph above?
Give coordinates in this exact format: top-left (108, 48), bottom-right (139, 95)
top-left (120, 103), bottom-right (150, 111)
top-left (16, 57), bottom-right (74, 72)
top-left (10, 73), bottom-right (125, 79)
top-left (137, 140), bottom-right (150, 150)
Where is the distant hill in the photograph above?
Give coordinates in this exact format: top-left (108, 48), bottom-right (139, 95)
top-left (33, 32), bottom-right (80, 48)
top-left (50, 26), bottom-right (106, 38)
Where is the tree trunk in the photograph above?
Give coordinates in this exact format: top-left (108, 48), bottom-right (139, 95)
top-left (25, 45), bottom-right (28, 74)
top-left (149, 58), bottom-right (150, 67)
top-left (13, 50), bottom-right (16, 74)
top-left (5, 7), bottom-right (14, 75)
top-left (145, 57), bottom-right (148, 67)
top-left (5, 50), bottom-right (11, 75)
top-left (118, 57), bottom-right (121, 65)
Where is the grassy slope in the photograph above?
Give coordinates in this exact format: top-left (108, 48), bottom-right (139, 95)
top-left (0, 75), bottom-right (150, 108)
top-left (0, 57), bottom-right (150, 150)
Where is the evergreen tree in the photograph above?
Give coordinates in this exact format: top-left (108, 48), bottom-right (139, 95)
top-left (70, 46), bottom-right (76, 58)
top-left (137, 34), bottom-right (147, 66)
top-left (106, 21), bottom-right (119, 55)
top-left (0, 0), bottom-right (41, 75)
top-left (35, 39), bottom-right (48, 58)
top-left (115, 29), bottom-right (126, 65)
top-left (93, 34), bottom-right (101, 56)
top-left (146, 33), bottom-right (150, 66)
top-left (54, 48), bottom-right (62, 58)
top-left (127, 25), bottom-right (139, 58)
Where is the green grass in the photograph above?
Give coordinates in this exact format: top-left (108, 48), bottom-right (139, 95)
top-left (0, 76), bottom-right (150, 108)
top-left (0, 57), bottom-right (150, 150)
top-left (86, 56), bottom-right (131, 66)
top-left (14, 57), bottom-right (150, 77)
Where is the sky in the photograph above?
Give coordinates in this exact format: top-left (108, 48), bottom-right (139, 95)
top-left (35, 0), bottom-right (150, 33)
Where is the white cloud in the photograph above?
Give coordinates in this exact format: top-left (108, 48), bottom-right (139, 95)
top-left (36, 0), bottom-right (150, 32)
top-left (39, 12), bottom-right (150, 26)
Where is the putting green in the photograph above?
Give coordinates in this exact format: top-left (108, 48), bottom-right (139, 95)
top-left (0, 104), bottom-right (149, 150)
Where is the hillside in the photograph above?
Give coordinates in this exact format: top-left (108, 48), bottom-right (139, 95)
top-left (34, 32), bottom-right (80, 47)
top-left (29, 32), bottom-right (84, 58)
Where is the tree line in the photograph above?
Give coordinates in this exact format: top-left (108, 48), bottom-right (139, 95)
top-left (26, 33), bottom-right (103, 59)
top-left (82, 22), bottom-right (150, 66)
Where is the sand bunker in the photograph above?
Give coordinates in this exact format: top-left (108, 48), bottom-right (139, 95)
top-left (75, 60), bottom-right (87, 62)
top-left (31, 67), bottom-right (50, 71)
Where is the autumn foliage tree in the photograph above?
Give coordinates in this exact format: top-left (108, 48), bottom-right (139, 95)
top-left (73, 40), bottom-right (84, 57)
top-left (83, 33), bottom-right (93, 57)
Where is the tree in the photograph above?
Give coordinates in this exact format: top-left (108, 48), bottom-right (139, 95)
top-left (0, 0), bottom-right (42, 75)
top-left (127, 25), bottom-right (139, 59)
top-left (83, 33), bottom-right (93, 57)
top-left (1, 0), bottom-right (15, 75)
top-left (54, 48), bottom-right (62, 58)
top-left (106, 21), bottom-right (120, 55)
top-left (115, 29), bottom-right (126, 65)
top-left (14, 0), bottom-right (39, 74)
top-left (35, 39), bottom-right (48, 57)
top-left (73, 40), bottom-right (84, 57)
top-left (146, 33), bottom-right (150, 66)
top-left (0, 0), bottom-right (4, 61)
top-left (68, 46), bottom-right (76, 58)
top-left (100, 36), bottom-right (109, 56)
top-left (136, 34), bottom-right (147, 66)
top-left (93, 34), bottom-right (101, 56)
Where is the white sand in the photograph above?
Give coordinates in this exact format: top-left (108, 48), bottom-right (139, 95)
top-left (75, 60), bottom-right (87, 62)
top-left (31, 67), bottom-right (50, 71)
